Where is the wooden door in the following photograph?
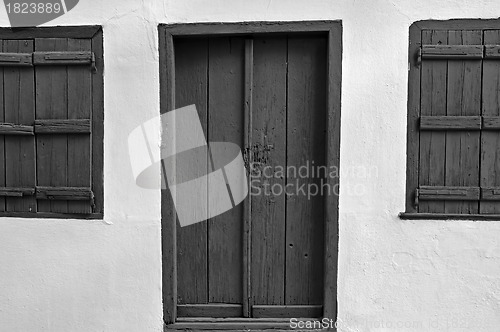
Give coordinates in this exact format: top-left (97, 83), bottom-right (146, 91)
top-left (170, 33), bottom-right (328, 319)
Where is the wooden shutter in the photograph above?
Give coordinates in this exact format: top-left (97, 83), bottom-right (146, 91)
top-left (0, 33), bottom-right (99, 216)
top-left (415, 29), bottom-right (500, 214)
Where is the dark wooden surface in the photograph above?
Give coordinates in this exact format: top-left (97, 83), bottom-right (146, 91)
top-left (35, 119), bottom-right (91, 134)
top-left (207, 37), bottom-right (244, 304)
top-left (91, 29), bottom-right (104, 216)
top-left (242, 38), bottom-right (253, 318)
top-left (420, 44), bottom-right (483, 59)
top-left (285, 35), bottom-right (326, 305)
top-left (4, 39), bottom-right (36, 213)
top-left (250, 36), bottom-right (287, 307)
top-left (160, 28), bottom-right (177, 323)
top-left (323, 23), bottom-right (341, 320)
top-left (485, 45), bottom-right (500, 58)
top-left (252, 305), bottom-right (322, 318)
top-left (406, 23), bottom-right (422, 213)
top-left (35, 37), bottom-right (69, 214)
top-left (161, 21), bottom-right (335, 36)
top-left (33, 51), bottom-right (93, 65)
top-left (174, 37), bottom-right (209, 306)
top-left (406, 21), bottom-right (500, 218)
top-left (481, 30), bottom-right (500, 213)
top-left (418, 30), bottom-right (447, 213)
top-left (420, 116), bottom-right (481, 130)
top-left (400, 212), bottom-right (500, 220)
top-left (160, 22), bottom-right (341, 324)
top-left (0, 124), bottom-right (34, 135)
top-left (481, 187), bottom-right (500, 200)
top-left (0, 52), bottom-right (32, 66)
top-left (0, 26), bottom-right (101, 39)
top-left (418, 186), bottom-right (480, 201)
top-left (445, 30), bottom-right (481, 214)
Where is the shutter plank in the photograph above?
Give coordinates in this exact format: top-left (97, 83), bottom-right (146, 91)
top-left (177, 304), bottom-right (242, 318)
top-left (0, 52), bottom-right (32, 66)
top-left (4, 40), bottom-right (36, 213)
top-left (481, 30), bottom-right (500, 213)
top-left (418, 186), bottom-right (480, 200)
top-left (35, 186), bottom-right (93, 201)
top-left (481, 187), bottom-right (500, 201)
top-left (419, 30), bottom-right (447, 213)
top-left (174, 38), bottom-right (208, 305)
top-left (91, 29), bottom-right (104, 215)
top-left (286, 36), bottom-right (326, 305)
top-left (420, 44), bottom-right (483, 59)
top-left (484, 45), bottom-right (500, 58)
top-left (420, 116), bottom-right (481, 130)
top-left (0, 187), bottom-right (34, 197)
top-left (208, 37), bottom-right (244, 304)
top-left (250, 37), bottom-right (287, 306)
top-left (35, 38), bottom-right (68, 213)
top-left (67, 39), bottom-right (92, 214)
top-left (445, 30), bottom-right (481, 214)
top-left (482, 116), bottom-right (500, 129)
top-left (35, 119), bottom-right (91, 134)
top-left (33, 51), bottom-right (93, 65)
top-left (0, 124), bottom-right (34, 135)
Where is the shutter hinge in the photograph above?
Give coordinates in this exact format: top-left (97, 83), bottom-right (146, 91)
top-left (414, 188), bottom-right (419, 207)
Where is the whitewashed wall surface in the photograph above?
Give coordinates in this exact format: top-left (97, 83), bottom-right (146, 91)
top-left (1, 0), bottom-right (500, 331)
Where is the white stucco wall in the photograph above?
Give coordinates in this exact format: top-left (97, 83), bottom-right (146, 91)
top-left (0, 0), bottom-right (500, 331)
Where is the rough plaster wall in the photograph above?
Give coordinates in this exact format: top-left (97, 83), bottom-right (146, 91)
top-left (0, 0), bottom-right (500, 331)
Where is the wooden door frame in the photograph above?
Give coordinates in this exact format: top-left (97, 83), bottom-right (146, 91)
top-left (159, 21), bottom-right (342, 329)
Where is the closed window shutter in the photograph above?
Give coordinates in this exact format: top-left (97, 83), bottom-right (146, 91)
top-left (416, 29), bottom-right (500, 214)
top-left (35, 37), bottom-right (93, 214)
top-left (0, 35), bottom-right (96, 215)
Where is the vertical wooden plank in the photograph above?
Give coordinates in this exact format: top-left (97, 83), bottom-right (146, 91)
top-left (208, 36), bottom-right (244, 304)
top-left (160, 29), bottom-right (177, 323)
top-left (418, 30), bottom-right (447, 213)
top-left (323, 24), bottom-right (341, 319)
top-left (0, 40), bottom-right (5, 212)
top-left (250, 37), bottom-right (287, 306)
top-left (406, 24), bottom-right (422, 213)
top-left (6, 40), bottom-right (35, 212)
top-left (67, 38), bottom-right (92, 214)
top-left (4, 39), bottom-right (36, 212)
top-left (481, 30), bottom-right (500, 213)
top-left (91, 29), bottom-right (104, 215)
top-left (243, 38), bottom-right (253, 318)
top-left (286, 35), bottom-right (326, 305)
top-left (445, 30), bottom-right (481, 214)
top-left (174, 37), bottom-right (209, 306)
top-left (35, 38), bottom-right (68, 213)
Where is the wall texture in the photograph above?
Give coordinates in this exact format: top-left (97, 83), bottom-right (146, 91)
top-left (0, 0), bottom-right (500, 331)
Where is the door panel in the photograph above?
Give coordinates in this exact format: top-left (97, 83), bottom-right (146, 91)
top-left (173, 34), bottom-right (327, 318)
top-left (250, 36), bottom-right (287, 306)
top-left (207, 37), bottom-right (245, 304)
top-left (285, 36), bottom-right (326, 305)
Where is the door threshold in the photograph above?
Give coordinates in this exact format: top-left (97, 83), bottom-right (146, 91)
top-left (165, 317), bottom-right (325, 331)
